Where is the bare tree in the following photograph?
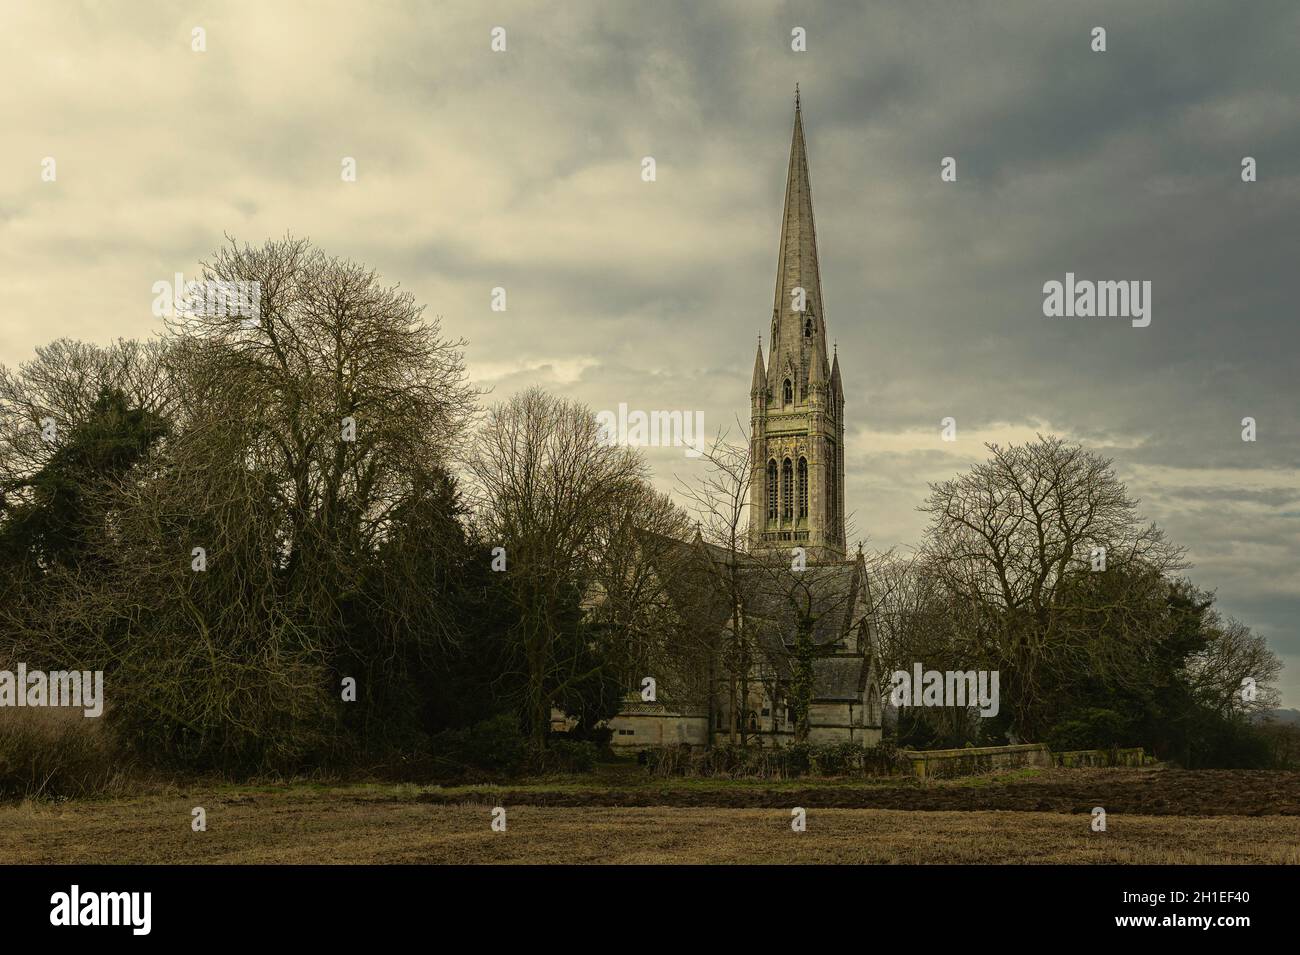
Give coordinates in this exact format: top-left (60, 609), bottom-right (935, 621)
top-left (4, 237), bottom-right (479, 769)
top-left (0, 337), bottom-right (174, 516)
top-left (865, 550), bottom-right (994, 744)
top-left (586, 483), bottom-right (703, 708)
top-left (919, 435), bottom-right (1186, 739)
top-left (467, 387), bottom-right (646, 751)
top-left (1187, 612), bottom-right (1282, 716)
top-left (673, 428), bottom-right (760, 745)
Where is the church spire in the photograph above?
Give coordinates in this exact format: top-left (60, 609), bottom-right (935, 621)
top-left (768, 91), bottom-right (827, 394)
top-left (750, 339), bottom-right (766, 395)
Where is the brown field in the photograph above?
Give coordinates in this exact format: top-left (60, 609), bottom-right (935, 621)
top-left (417, 767), bottom-right (1300, 815)
top-left (2, 768), bottom-right (1299, 864)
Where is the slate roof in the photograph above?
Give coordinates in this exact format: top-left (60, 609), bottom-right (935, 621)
top-left (642, 530), bottom-right (878, 703)
top-left (615, 695), bottom-right (706, 718)
top-left (812, 657), bottom-right (869, 701)
top-left (739, 561), bottom-right (861, 648)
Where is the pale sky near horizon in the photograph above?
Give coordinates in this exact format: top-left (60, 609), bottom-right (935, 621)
top-left (1, 1), bottom-right (1297, 705)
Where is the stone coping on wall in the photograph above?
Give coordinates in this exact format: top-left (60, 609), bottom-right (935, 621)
top-left (901, 743), bottom-right (1052, 760)
top-left (900, 743), bottom-right (1055, 779)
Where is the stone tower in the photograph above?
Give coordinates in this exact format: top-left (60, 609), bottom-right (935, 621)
top-left (748, 92), bottom-right (846, 559)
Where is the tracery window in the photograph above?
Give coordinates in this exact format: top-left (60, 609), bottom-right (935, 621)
top-left (782, 458), bottom-right (793, 521)
top-left (766, 459), bottom-right (778, 522)
top-left (826, 443), bottom-right (836, 526)
top-left (797, 457), bottom-right (808, 519)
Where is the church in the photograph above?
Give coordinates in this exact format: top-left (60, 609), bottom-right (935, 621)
top-left (604, 94), bottom-right (883, 750)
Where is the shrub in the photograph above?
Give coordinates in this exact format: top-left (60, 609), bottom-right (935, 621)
top-left (426, 712), bottom-right (527, 778)
top-left (783, 742), bottom-right (813, 777)
top-left (1186, 712), bottom-right (1274, 769)
top-left (537, 739), bottom-right (599, 774)
top-left (1046, 708), bottom-right (1130, 752)
top-left (0, 708), bottom-right (132, 800)
top-left (644, 740), bottom-right (902, 779)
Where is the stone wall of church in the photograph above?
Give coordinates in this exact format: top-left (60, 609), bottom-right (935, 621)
top-left (806, 700), bottom-right (883, 746)
top-left (607, 712), bottom-right (708, 748)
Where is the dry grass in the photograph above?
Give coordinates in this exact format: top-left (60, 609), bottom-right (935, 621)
top-left (0, 706), bottom-right (133, 800)
top-left (1, 788), bottom-right (1297, 864)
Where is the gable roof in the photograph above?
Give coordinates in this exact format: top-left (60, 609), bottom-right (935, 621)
top-left (641, 530), bottom-right (878, 703)
top-left (812, 656), bottom-right (870, 701)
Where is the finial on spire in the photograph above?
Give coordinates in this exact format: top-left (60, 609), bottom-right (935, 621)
top-left (795, 83), bottom-right (800, 111)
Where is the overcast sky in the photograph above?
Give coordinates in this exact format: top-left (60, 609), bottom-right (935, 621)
top-left (2, 1), bottom-right (1297, 704)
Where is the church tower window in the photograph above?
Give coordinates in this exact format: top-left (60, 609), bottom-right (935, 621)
top-left (804, 318), bottom-right (813, 338)
top-left (826, 446), bottom-right (836, 526)
top-left (797, 457), bottom-right (808, 519)
top-left (766, 459), bottom-right (778, 522)
top-left (783, 378), bottom-right (793, 405)
top-left (781, 458), bottom-right (793, 522)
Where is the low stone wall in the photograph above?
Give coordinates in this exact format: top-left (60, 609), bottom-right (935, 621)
top-left (1054, 746), bottom-right (1147, 768)
top-left (901, 743), bottom-right (1053, 779)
